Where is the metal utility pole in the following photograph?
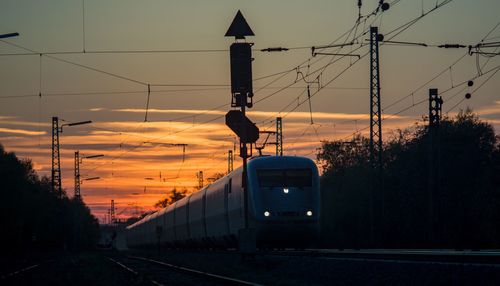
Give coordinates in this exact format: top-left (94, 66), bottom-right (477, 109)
top-left (369, 26), bottom-right (383, 245)
top-left (51, 117), bottom-right (92, 199)
top-left (74, 151), bottom-right (81, 199)
top-left (110, 200), bottom-right (116, 224)
top-left (224, 10), bottom-right (259, 254)
top-left (369, 26), bottom-right (383, 170)
top-left (74, 153), bottom-right (103, 200)
top-left (429, 88), bottom-right (442, 128)
top-left (228, 150), bottom-right (234, 173)
top-left (52, 117), bottom-right (62, 197)
top-left (255, 117), bottom-right (283, 156)
top-left (428, 88), bottom-right (442, 244)
top-left (197, 171), bottom-right (204, 189)
top-left (276, 117), bottom-right (283, 156)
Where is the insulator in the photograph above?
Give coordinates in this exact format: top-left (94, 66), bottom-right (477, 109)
top-left (465, 93), bottom-right (471, 99)
top-left (467, 80), bottom-right (474, 87)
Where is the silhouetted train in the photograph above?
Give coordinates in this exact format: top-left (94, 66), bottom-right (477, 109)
top-left (125, 156), bottom-right (320, 248)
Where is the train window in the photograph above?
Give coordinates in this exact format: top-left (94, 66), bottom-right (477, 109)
top-left (258, 170), bottom-right (285, 187)
top-left (228, 179), bottom-right (232, 193)
top-left (286, 169), bottom-right (312, 187)
top-left (258, 169), bottom-right (312, 188)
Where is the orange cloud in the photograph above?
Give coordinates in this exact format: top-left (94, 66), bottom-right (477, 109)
top-left (0, 127), bottom-right (46, 136)
top-left (0, 108), bottom-right (429, 221)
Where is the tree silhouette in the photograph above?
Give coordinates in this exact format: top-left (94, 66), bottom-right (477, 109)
top-left (154, 188), bottom-right (187, 208)
top-left (0, 144), bottom-right (100, 255)
top-left (317, 110), bottom-right (500, 248)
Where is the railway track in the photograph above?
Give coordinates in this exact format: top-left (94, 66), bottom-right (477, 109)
top-left (137, 248), bottom-right (500, 266)
top-left (121, 248), bottom-right (500, 285)
top-left (0, 263), bottom-right (42, 280)
top-left (259, 249), bottom-right (500, 265)
top-left (108, 255), bottom-right (262, 286)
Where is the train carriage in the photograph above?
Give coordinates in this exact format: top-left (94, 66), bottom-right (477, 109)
top-left (126, 156), bottom-right (320, 248)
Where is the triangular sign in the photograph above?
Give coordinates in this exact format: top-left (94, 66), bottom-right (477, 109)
top-left (225, 10), bottom-right (255, 39)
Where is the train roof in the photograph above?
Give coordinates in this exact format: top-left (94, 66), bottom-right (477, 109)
top-left (248, 155), bottom-right (316, 165)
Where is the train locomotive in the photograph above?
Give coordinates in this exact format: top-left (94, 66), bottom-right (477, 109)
top-left (125, 156), bottom-right (320, 249)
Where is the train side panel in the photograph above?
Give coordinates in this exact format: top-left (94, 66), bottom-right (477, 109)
top-left (228, 170), bottom-right (244, 235)
top-left (165, 203), bottom-right (176, 242)
top-left (156, 208), bottom-right (168, 244)
top-left (174, 197), bottom-right (190, 244)
top-left (188, 189), bottom-right (206, 244)
top-left (205, 181), bottom-right (228, 244)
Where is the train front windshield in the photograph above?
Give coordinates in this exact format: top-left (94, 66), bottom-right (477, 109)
top-left (257, 169), bottom-right (312, 188)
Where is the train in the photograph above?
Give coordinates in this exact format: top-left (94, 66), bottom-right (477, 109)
top-left (125, 156), bottom-right (320, 249)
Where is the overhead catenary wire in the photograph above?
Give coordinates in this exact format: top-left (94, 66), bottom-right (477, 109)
top-left (254, 0), bottom-right (420, 129)
top-left (384, 20), bottom-right (500, 114)
top-left (382, 52), bottom-right (469, 112)
top-left (82, 0), bottom-right (86, 52)
top-left (0, 46), bottom-right (322, 57)
top-left (127, 0), bottom-right (388, 156)
top-left (118, 1), bottom-right (390, 156)
top-left (79, 15), bottom-right (380, 176)
top-left (445, 65), bottom-right (500, 113)
top-left (282, 0), bottom-right (461, 145)
top-left (256, 5), bottom-right (391, 145)
top-left (0, 2), bottom-right (406, 169)
top-left (0, 0), bottom-right (468, 185)
top-left (144, 84), bottom-right (151, 122)
top-left (103, 0), bottom-right (494, 181)
top-left (0, 86), bottom-right (367, 100)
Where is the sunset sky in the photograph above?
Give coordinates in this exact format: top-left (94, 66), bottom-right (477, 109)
top-left (1, 0), bottom-right (499, 222)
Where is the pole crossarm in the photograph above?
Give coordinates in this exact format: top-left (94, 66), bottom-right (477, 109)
top-left (144, 142), bottom-right (188, 161)
top-left (59, 120), bottom-right (92, 133)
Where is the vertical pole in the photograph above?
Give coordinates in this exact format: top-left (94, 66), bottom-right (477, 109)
top-left (198, 171), bottom-right (204, 189)
top-left (369, 26), bottom-right (383, 172)
top-left (110, 199), bottom-right (115, 224)
top-left (369, 26), bottom-right (383, 245)
top-left (228, 150), bottom-right (234, 173)
top-left (429, 88), bottom-right (442, 127)
top-left (51, 117), bottom-right (62, 198)
top-left (240, 99), bottom-right (249, 229)
top-left (428, 88), bottom-right (442, 245)
top-left (74, 151), bottom-right (81, 199)
top-left (276, 117), bottom-right (283, 156)
top-left (225, 12), bottom-right (256, 254)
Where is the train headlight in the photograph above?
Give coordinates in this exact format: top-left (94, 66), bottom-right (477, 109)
top-left (306, 211), bottom-right (313, 217)
top-left (283, 188), bottom-right (289, 194)
top-left (264, 211), bottom-right (270, 217)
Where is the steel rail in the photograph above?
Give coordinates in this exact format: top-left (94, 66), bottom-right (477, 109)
top-left (1, 264), bottom-right (41, 280)
top-left (128, 255), bottom-right (263, 286)
top-left (260, 249), bottom-right (500, 265)
top-left (107, 257), bottom-right (164, 286)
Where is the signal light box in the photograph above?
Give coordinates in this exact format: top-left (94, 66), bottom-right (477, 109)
top-left (225, 110), bottom-right (259, 143)
top-left (230, 43), bottom-right (253, 101)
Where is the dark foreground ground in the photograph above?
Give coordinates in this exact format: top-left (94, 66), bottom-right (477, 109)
top-left (1, 249), bottom-right (500, 285)
top-left (0, 251), bottom-right (144, 286)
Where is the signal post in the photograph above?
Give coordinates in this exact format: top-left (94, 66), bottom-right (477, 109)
top-left (224, 11), bottom-right (259, 255)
